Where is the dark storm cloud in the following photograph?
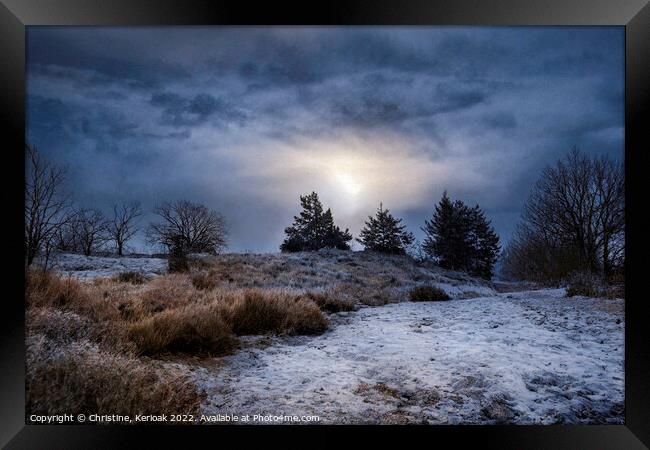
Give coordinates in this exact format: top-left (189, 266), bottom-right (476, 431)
top-left (26, 27), bottom-right (624, 253)
top-left (327, 81), bottom-right (487, 128)
top-left (150, 91), bottom-right (246, 127)
top-left (481, 112), bottom-right (517, 130)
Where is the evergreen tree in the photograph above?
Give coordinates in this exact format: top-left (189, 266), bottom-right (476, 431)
top-left (467, 205), bottom-right (501, 279)
top-left (357, 203), bottom-right (415, 254)
top-left (280, 192), bottom-right (352, 252)
top-left (422, 192), bottom-right (500, 279)
top-left (422, 192), bottom-right (458, 268)
top-left (322, 208), bottom-right (354, 250)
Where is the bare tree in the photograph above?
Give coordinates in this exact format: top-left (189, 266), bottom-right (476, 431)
top-left (592, 156), bottom-right (625, 276)
top-left (147, 200), bottom-right (227, 255)
top-left (53, 219), bottom-right (81, 253)
top-left (73, 208), bottom-right (110, 256)
top-left (502, 148), bottom-right (624, 281)
top-left (24, 144), bottom-right (71, 267)
top-left (108, 202), bottom-right (142, 256)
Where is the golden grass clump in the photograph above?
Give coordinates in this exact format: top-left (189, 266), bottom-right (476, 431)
top-left (26, 270), bottom-right (120, 324)
top-left (27, 270), bottom-right (90, 309)
top-left (220, 289), bottom-right (329, 336)
top-left (303, 290), bottom-right (357, 313)
top-left (409, 285), bottom-right (450, 302)
top-left (26, 348), bottom-right (204, 417)
top-left (126, 288), bottom-right (329, 354)
top-left (121, 274), bottom-right (199, 320)
top-left (25, 266), bottom-right (335, 418)
top-left (114, 271), bottom-right (147, 284)
top-left (191, 270), bottom-right (219, 291)
top-left (128, 302), bottom-right (238, 355)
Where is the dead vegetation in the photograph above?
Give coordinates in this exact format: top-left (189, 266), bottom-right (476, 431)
top-left (178, 250), bottom-right (490, 306)
top-left (409, 285), bottom-right (451, 302)
top-left (114, 271), bottom-right (147, 284)
top-left (565, 271), bottom-right (624, 299)
top-left (26, 265), bottom-right (332, 417)
top-left (26, 250), bottom-right (494, 417)
top-left (128, 303), bottom-right (238, 355)
top-left (222, 289), bottom-right (329, 335)
top-left (26, 344), bottom-right (203, 417)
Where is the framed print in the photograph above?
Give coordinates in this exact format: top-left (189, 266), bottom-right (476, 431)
top-left (1, 0), bottom-right (649, 448)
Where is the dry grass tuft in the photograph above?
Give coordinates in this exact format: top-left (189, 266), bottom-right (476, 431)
top-left (326, 283), bottom-right (400, 306)
top-left (128, 303), bottom-right (238, 355)
top-left (26, 347), bottom-right (203, 416)
top-left (409, 285), bottom-right (450, 302)
top-left (27, 307), bottom-right (91, 344)
top-left (221, 289), bottom-right (329, 336)
top-left (114, 271), bottom-right (147, 284)
top-left (303, 291), bottom-right (357, 313)
top-left (191, 271), bottom-right (219, 291)
top-left (124, 275), bottom-right (199, 319)
top-left (25, 267), bottom-right (334, 417)
top-left (26, 270), bottom-right (120, 324)
top-left (27, 270), bottom-right (89, 309)
top-left (126, 288), bottom-right (329, 354)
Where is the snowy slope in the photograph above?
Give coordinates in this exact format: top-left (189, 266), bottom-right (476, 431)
top-left (46, 253), bottom-right (167, 280)
top-left (193, 288), bottom-right (624, 424)
top-left (40, 250), bottom-right (497, 300)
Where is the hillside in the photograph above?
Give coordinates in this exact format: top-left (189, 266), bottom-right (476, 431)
top-left (29, 250), bottom-right (623, 424)
top-left (47, 249), bottom-right (497, 304)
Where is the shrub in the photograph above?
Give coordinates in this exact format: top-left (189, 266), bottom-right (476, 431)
top-left (303, 291), bottom-right (356, 313)
top-left (115, 271), bottom-right (146, 284)
top-left (26, 348), bottom-right (203, 416)
top-left (409, 285), bottom-right (450, 302)
top-left (566, 271), bottom-right (604, 298)
top-left (222, 289), bottom-right (329, 335)
top-left (168, 254), bottom-right (189, 273)
top-left (603, 284), bottom-right (625, 299)
top-left (128, 303), bottom-right (238, 355)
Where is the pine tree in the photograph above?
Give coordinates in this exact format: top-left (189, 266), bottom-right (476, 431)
top-left (422, 191), bottom-right (458, 268)
top-left (321, 208), bottom-right (354, 250)
top-left (357, 203), bottom-right (415, 254)
top-left (280, 192), bottom-right (352, 252)
top-left (422, 192), bottom-right (500, 278)
top-left (467, 205), bottom-right (500, 279)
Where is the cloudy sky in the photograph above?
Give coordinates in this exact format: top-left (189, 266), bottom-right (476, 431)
top-left (26, 26), bottom-right (624, 253)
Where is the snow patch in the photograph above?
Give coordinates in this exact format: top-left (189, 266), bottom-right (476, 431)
top-left (195, 289), bottom-right (624, 424)
top-left (45, 253), bottom-right (167, 280)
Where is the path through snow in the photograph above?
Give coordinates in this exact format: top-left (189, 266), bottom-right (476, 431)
top-left (193, 289), bottom-right (624, 424)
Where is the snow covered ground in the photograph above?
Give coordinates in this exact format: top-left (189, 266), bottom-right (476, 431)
top-left (35, 253), bottom-right (624, 424)
top-left (45, 253), bottom-right (167, 280)
top-left (193, 288), bottom-right (624, 424)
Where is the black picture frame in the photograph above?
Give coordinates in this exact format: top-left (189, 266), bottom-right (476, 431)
top-left (2, 0), bottom-right (648, 448)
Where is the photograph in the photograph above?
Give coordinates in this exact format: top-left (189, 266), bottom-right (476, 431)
top-left (24, 25), bottom-right (625, 425)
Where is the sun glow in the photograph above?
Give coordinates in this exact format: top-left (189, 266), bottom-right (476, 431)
top-left (233, 131), bottom-right (468, 216)
top-left (334, 171), bottom-right (362, 196)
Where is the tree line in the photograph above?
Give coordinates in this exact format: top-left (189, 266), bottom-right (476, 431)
top-left (501, 147), bottom-right (624, 282)
top-left (280, 191), bottom-right (501, 279)
top-left (25, 145), bottom-right (228, 269)
top-left (25, 143), bottom-right (623, 282)
top-left (25, 144), bottom-right (502, 278)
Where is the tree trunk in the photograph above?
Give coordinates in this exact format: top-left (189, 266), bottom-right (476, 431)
top-left (603, 236), bottom-right (610, 278)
